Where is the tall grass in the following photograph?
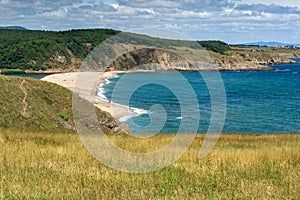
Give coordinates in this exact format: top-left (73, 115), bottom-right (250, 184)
top-left (1, 130), bottom-right (299, 199)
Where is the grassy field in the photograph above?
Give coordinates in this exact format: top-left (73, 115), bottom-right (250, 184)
top-left (1, 129), bottom-right (299, 199)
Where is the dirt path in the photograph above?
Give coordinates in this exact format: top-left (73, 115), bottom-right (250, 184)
top-left (20, 79), bottom-right (29, 117)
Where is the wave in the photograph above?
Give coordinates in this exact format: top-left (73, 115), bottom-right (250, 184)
top-left (96, 82), bottom-right (109, 101)
top-left (96, 87), bottom-right (108, 101)
top-left (110, 102), bottom-right (148, 122)
top-left (95, 76), bottom-right (113, 101)
top-left (274, 68), bottom-right (291, 72)
top-left (118, 107), bottom-right (148, 122)
top-left (96, 75), bottom-right (148, 122)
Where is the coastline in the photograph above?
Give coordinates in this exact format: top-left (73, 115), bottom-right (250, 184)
top-left (39, 68), bottom-right (277, 122)
top-left (38, 65), bottom-right (293, 127)
top-left (41, 71), bottom-right (133, 120)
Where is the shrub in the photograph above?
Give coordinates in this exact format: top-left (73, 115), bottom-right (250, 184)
top-left (59, 112), bottom-right (69, 121)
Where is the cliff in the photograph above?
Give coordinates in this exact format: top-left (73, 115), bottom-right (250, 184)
top-left (109, 48), bottom-right (195, 71)
top-left (107, 48), bottom-right (300, 72)
top-left (209, 47), bottom-right (300, 71)
top-left (29, 47), bottom-right (300, 72)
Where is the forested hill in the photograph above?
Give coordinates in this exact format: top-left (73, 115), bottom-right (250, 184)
top-left (0, 28), bottom-right (298, 72)
top-left (0, 29), bottom-right (119, 71)
top-left (0, 28), bottom-right (234, 71)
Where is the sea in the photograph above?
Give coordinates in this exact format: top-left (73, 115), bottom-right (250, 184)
top-left (98, 63), bottom-right (300, 134)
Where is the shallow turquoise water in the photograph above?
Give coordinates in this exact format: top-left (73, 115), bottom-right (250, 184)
top-left (101, 64), bottom-right (300, 134)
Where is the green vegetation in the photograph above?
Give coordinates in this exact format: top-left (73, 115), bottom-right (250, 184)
top-left (59, 112), bottom-right (69, 121)
top-left (0, 29), bottom-right (119, 70)
top-left (0, 130), bottom-right (299, 199)
top-left (0, 75), bottom-right (74, 130)
top-left (0, 69), bottom-right (26, 75)
top-left (0, 29), bottom-right (235, 71)
top-left (130, 51), bottom-right (140, 62)
top-left (1, 28), bottom-right (299, 72)
top-left (198, 40), bottom-right (231, 54)
top-left (0, 76), bottom-right (121, 133)
top-left (1, 28), bottom-right (299, 77)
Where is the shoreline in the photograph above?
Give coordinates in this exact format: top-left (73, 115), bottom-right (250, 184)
top-left (9, 61), bottom-right (297, 76)
top-left (39, 65), bottom-right (294, 125)
top-left (41, 71), bottom-right (134, 120)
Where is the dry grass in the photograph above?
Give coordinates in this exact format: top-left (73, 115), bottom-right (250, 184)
top-left (1, 130), bottom-right (299, 199)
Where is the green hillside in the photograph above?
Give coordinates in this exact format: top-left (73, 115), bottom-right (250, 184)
top-left (198, 40), bottom-right (231, 54)
top-left (1, 28), bottom-right (298, 72)
top-left (0, 29), bottom-right (119, 71)
top-left (0, 75), bottom-right (127, 133)
top-left (0, 29), bottom-right (232, 71)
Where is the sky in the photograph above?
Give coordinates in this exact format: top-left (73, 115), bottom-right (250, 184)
top-left (0, 0), bottom-right (300, 44)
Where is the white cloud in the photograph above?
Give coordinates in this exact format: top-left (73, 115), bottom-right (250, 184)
top-left (117, 0), bottom-right (180, 8)
top-left (237, 0), bottom-right (300, 8)
top-left (39, 9), bottom-right (68, 18)
top-left (0, 0), bottom-right (299, 43)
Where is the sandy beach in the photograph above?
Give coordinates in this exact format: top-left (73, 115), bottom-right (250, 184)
top-left (41, 71), bottom-right (132, 119)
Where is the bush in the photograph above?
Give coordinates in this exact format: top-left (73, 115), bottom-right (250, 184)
top-left (59, 112), bottom-right (69, 121)
top-left (198, 40), bottom-right (231, 54)
top-left (130, 51), bottom-right (139, 62)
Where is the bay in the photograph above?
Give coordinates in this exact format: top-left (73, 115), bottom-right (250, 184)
top-left (101, 64), bottom-right (300, 134)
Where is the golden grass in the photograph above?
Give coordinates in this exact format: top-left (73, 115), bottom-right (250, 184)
top-left (1, 129), bottom-right (299, 199)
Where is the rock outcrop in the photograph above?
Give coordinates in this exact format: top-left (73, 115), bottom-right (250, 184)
top-left (209, 51), bottom-right (300, 71)
top-left (107, 48), bottom-right (300, 72)
top-left (45, 47), bottom-right (300, 73)
top-left (109, 48), bottom-right (202, 71)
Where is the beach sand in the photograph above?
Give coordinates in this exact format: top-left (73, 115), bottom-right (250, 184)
top-left (41, 71), bottom-right (131, 119)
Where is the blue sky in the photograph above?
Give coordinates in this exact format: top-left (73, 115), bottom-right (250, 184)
top-left (0, 0), bottom-right (299, 44)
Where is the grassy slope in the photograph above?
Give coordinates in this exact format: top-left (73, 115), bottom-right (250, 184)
top-left (0, 130), bottom-right (299, 199)
top-left (0, 75), bottom-right (74, 130)
top-left (0, 76), bottom-right (123, 133)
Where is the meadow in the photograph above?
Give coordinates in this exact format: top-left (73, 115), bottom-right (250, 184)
top-left (1, 129), bottom-right (299, 199)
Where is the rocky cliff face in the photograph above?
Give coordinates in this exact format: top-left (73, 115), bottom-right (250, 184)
top-left (212, 53), bottom-right (270, 71)
top-left (109, 48), bottom-right (199, 71)
top-left (238, 52), bottom-right (300, 65)
top-left (95, 107), bottom-right (130, 135)
top-left (208, 51), bottom-right (300, 71)
top-left (108, 48), bottom-right (300, 72)
top-left (47, 47), bottom-right (300, 72)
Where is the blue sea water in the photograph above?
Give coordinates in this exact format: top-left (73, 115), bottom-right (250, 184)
top-left (100, 64), bottom-right (300, 134)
